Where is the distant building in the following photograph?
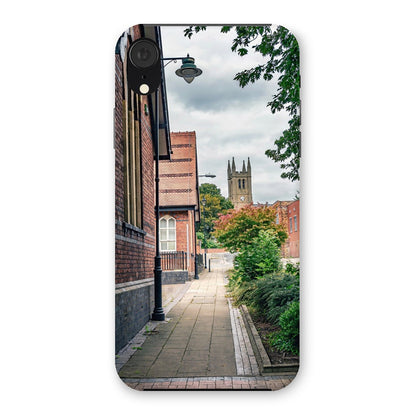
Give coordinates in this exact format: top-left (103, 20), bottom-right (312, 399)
top-left (287, 199), bottom-right (300, 258)
top-left (159, 131), bottom-right (201, 279)
top-left (270, 200), bottom-right (292, 257)
top-left (227, 157), bottom-right (253, 209)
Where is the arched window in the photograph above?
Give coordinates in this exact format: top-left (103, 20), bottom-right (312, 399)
top-left (242, 179), bottom-right (245, 189)
top-left (160, 216), bottom-right (176, 251)
top-left (238, 179), bottom-right (241, 189)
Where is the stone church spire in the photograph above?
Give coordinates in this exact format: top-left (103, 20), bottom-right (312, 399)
top-left (227, 157), bottom-right (253, 209)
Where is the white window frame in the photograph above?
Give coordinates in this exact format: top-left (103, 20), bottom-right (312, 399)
top-left (294, 215), bottom-right (298, 232)
top-left (160, 215), bottom-right (176, 252)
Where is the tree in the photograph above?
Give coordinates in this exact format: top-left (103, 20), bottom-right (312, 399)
top-left (198, 183), bottom-right (233, 245)
top-left (214, 205), bottom-right (287, 253)
top-left (234, 229), bottom-right (283, 280)
top-left (184, 25), bottom-right (300, 181)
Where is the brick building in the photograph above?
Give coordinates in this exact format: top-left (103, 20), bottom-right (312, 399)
top-left (253, 200), bottom-right (299, 258)
top-left (114, 25), bottom-right (172, 353)
top-left (159, 131), bottom-right (201, 279)
top-left (287, 199), bottom-right (300, 258)
top-left (267, 200), bottom-right (289, 257)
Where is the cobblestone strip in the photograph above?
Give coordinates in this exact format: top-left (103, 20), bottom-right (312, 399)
top-left (228, 299), bottom-right (260, 376)
top-left (122, 376), bottom-right (293, 391)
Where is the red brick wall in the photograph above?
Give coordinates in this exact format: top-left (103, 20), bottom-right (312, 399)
top-left (115, 29), bottom-right (156, 284)
top-left (159, 210), bottom-right (196, 274)
top-left (287, 199), bottom-right (300, 258)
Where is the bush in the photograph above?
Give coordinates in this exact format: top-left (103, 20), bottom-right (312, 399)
top-left (234, 230), bottom-right (282, 281)
top-left (269, 301), bottom-right (300, 355)
top-left (250, 273), bottom-right (299, 325)
top-left (284, 262), bottom-right (300, 278)
top-left (228, 270), bottom-right (299, 325)
top-left (227, 280), bottom-right (257, 306)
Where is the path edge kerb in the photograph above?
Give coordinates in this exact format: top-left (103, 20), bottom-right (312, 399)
top-left (239, 304), bottom-right (299, 375)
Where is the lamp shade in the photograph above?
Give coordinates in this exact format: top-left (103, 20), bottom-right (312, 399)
top-left (175, 55), bottom-right (202, 83)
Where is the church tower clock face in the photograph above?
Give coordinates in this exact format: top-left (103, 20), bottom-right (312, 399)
top-left (227, 157), bottom-right (253, 209)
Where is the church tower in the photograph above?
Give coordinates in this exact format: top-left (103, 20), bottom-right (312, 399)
top-left (227, 157), bottom-right (253, 209)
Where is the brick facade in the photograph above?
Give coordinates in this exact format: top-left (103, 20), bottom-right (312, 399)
top-left (159, 132), bottom-right (200, 277)
top-left (115, 25), bottom-right (172, 353)
top-left (287, 199), bottom-right (300, 258)
top-left (270, 200), bottom-right (292, 257)
top-left (115, 37), bottom-right (155, 285)
top-left (159, 210), bottom-right (197, 275)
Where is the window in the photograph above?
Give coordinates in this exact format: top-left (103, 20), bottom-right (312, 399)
top-left (238, 179), bottom-right (241, 189)
top-left (123, 70), bottom-right (142, 227)
top-left (289, 217), bottom-right (293, 233)
top-left (160, 216), bottom-right (176, 251)
top-left (294, 215), bottom-right (298, 232)
top-left (242, 179), bottom-right (245, 189)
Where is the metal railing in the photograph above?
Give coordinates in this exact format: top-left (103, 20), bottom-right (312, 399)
top-left (161, 251), bottom-right (187, 271)
top-left (196, 254), bottom-right (204, 274)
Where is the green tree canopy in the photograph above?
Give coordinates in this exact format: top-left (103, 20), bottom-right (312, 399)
top-left (185, 25), bottom-right (300, 181)
top-left (214, 205), bottom-right (287, 253)
top-left (198, 183), bottom-right (233, 242)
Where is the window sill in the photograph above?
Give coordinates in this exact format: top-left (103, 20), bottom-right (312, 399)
top-left (122, 222), bottom-right (146, 236)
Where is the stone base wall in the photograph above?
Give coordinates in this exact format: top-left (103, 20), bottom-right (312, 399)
top-left (162, 270), bottom-right (188, 284)
top-left (115, 278), bottom-right (154, 353)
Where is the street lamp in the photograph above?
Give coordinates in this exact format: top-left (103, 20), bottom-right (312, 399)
top-left (163, 54), bottom-right (202, 84)
top-left (196, 173), bottom-right (215, 276)
top-left (201, 196), bottom-right (208, 269)
top-left (152, 53), bottom-right (202, 321)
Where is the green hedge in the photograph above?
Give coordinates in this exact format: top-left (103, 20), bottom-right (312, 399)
top-left (227, 263), bottom-right (300, 355)
top-left (269, 301), bottom-right (299, 355)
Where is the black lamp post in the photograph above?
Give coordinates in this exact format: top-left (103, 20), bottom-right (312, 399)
top-left (201, 197), bottom-right (208, 269)
top-left (152, 54), bottom-right (202, 321)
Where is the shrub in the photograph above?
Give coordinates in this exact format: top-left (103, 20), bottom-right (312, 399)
top-left (269, 301), bottom-right (299, 355)
top-left (234, 229), bottom-right (282, 281)
top-left (284, 262), bottom-right (300, 278)
top-left (227, 270), bottom-right (299, 326)
top-left (227, 280), bottom-right (257, 306)
top-left (251, 273), bottom-right (299, 325)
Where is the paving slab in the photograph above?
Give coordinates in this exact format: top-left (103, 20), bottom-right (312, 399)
top-left (119, 264), bottom-right (237, 378)
top-left (117, 256), bottom-right (282, 389)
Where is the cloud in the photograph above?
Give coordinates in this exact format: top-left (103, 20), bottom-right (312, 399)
top-left (161, 25), bottom-right (299, 202)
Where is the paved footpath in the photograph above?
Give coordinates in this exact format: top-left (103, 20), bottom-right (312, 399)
top-left (117, 257), bottom-right (295, 390)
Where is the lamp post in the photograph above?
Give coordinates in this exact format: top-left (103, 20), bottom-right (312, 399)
top-left (198, 174), bottom-right (215, 270)
top-left (201, 197), bottom-right (208, 269)
top-left (152, 54), bottom-right (202, 321)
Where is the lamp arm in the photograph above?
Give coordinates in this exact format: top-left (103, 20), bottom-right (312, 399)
top-left (162, 57), bottom-right (189, 67)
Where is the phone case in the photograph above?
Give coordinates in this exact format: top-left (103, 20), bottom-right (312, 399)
top-left (115, 24), bottom-right (300, 391)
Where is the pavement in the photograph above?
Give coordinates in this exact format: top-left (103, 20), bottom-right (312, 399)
top-left (117, 255), bottom-right (295, 390)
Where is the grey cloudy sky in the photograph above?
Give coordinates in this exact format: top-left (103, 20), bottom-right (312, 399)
top-left (161, 25), bottom-right (299, 203)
